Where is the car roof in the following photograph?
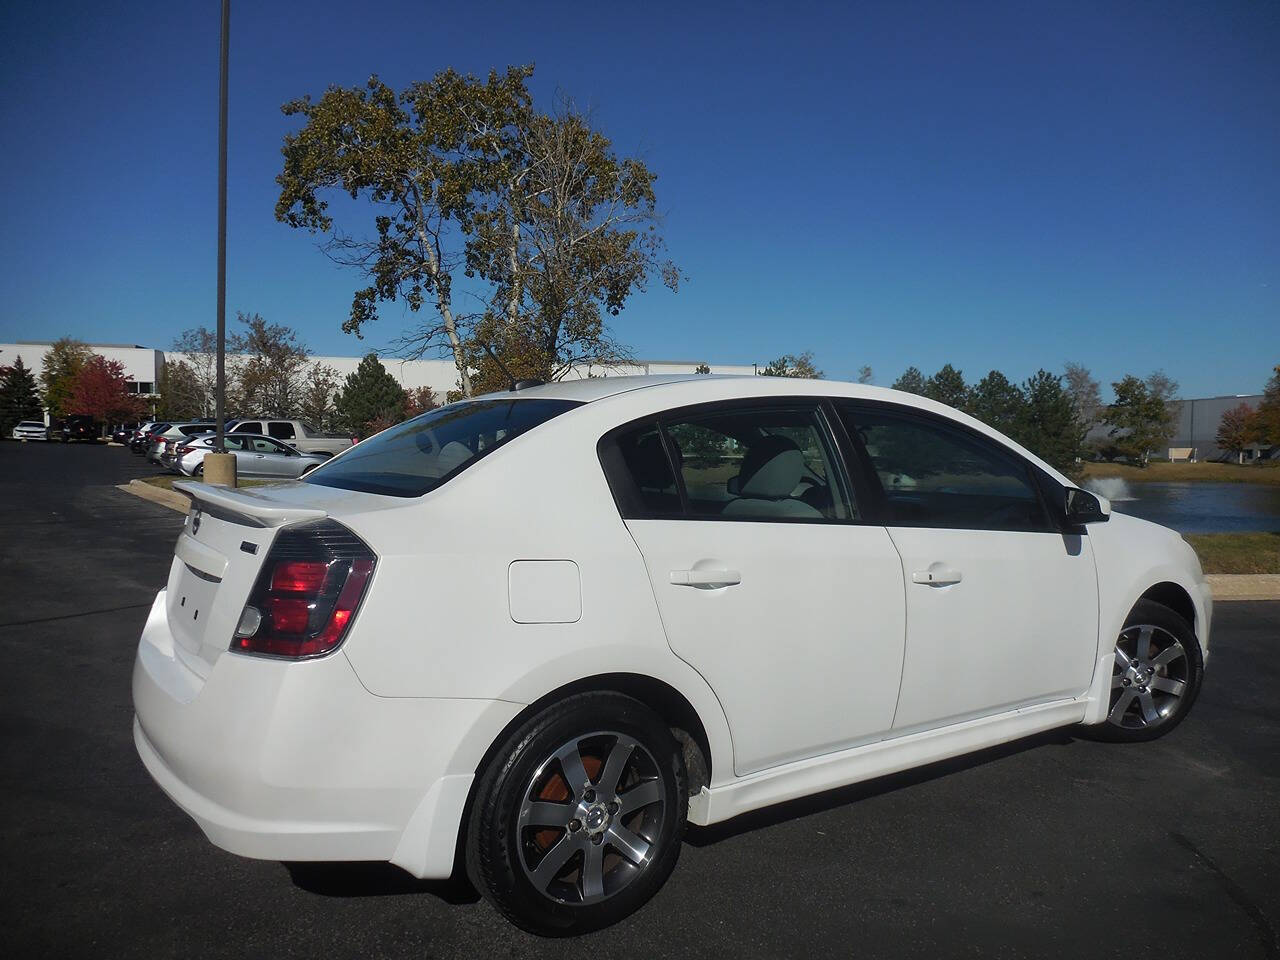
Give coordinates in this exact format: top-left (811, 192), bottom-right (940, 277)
top-left (471, 373), bottom-right (751, 403)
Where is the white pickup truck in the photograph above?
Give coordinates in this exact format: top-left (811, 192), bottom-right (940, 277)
top-left (228, 419), bottom-right (355, 458)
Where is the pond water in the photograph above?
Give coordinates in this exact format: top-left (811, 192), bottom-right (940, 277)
top-left (1086, 479), bottom-right (1280, 533)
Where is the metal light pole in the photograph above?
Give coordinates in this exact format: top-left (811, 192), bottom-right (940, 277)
top-left (215, 0), bottom-right (228, 453)
top-left (204, 0), bottom-right (237, 486)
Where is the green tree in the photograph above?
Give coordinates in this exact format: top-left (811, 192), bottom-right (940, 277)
top-left (1105, 374), bottom-right (1178, 464)
top-left (693, 363), bottom-right (711, 375)
top-left (1251, 365), bottom-right (1280, 446)
top-left (0, 357), bottom-right (44, 435)
top-left (334, 353), bottom-right (408, 437)
top-left (156, 359), bottom-right (204, 421)
top-left (761, 351), bottom-right (823, 378)
top-left (1016, 369), bottom-right (1086, 477)
top-left (891, 366), bottom-right (927, 395)
top-left (1216, 402), bottom-right (1260, 463)
top-left (968, 370), bottom-right (1025, 436)
top-left (276, 67), bottom-right (679, 397)
top-left (40, 338), bottom-right (92, 419)
top-left (925, 364), bottom-right (969, 410)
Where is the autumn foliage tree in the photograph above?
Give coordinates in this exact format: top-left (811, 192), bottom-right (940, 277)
top-left (1216, 402), bottom-right (1260, 463)
top-left (275, 65), bottom-right (679, 397)
top-left (69, 355), bottom-right (144, 432)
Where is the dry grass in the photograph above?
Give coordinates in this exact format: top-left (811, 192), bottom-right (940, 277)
top-left (1082, 461), bottom-right (1280, 485)
top-left (1184, 531), bottom-right (1280, 574)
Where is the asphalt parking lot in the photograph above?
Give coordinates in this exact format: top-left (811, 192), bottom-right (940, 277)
top-left (2, 439), bottom-right (1278, 959)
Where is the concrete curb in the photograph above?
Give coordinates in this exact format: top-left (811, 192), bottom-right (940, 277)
top-left (1206, 574), bottom-right (1280, 602)
top-left (117, 479), bottom-right (190, 515)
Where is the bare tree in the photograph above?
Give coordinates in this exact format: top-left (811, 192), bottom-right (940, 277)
top-left (1063, 362), bottom-right (1102, 427)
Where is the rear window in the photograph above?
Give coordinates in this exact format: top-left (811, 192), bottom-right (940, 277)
top-left (304, 398), bottom-right (581, 498)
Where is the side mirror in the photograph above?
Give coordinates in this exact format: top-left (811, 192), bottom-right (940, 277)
top-left (1065, 487), bottom-right (1110, 525)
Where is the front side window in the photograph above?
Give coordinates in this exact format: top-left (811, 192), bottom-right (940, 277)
top-left (305, 398), bottom-right (581, 498)
top-left (268, 422), bottom-right (296, 440)
top-left (840, 405), bottom-right (1048, 531)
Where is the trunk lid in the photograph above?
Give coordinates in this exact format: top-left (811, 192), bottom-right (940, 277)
top-left (163, 480), bottom-right (392, 677)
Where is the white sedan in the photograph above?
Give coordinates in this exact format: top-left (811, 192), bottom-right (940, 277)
top-left (132, 375), bottom-right (1210, 934)
top-left (11, 420), bottom-right (47, 441)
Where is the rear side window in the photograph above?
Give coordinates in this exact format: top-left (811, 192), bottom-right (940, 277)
top-left (601, 404), bottom-right (854, 522)
top-left (235, 422), bottom-right (262, 434)
top-left (840, 405), bottom-right (1048, 531)
top-left (268, 422), bottom-right (295, 440)
top-left (305, 399), bottom-right (581, 498)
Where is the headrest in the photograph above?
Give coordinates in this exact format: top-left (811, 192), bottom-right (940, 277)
top-left (735, 435), bottom-right (805, 499)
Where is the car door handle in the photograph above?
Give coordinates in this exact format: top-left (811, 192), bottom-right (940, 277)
top-left (912, 567), bottom-right (962, 586)
top-left (670, 569), bottom-right (741, 587)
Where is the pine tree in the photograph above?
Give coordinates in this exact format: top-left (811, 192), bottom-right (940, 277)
top-left (891, 366), bottom-right (927, 395)
top-left (0, 357), bottom-right (44, 435)
top-left (334, 354), bottom-right (408, 437)
top-left (1018, 370), bottom-right (1086, 477)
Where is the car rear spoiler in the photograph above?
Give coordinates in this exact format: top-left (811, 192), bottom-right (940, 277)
top-left (173, 481), bottom-right (327, 528)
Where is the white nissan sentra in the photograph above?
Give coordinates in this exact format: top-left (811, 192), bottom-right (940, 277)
top-left (132, 374), bottom-right (1211, 933)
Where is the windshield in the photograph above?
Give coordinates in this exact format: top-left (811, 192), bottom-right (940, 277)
top-left (304, 398), bottom-right (581, 497)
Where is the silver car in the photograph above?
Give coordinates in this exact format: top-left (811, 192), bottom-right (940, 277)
top-left (174, 433), bottom-right (327, 479)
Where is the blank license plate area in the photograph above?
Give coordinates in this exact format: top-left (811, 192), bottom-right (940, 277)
top-left (168, 564), bottom-right (222, 657)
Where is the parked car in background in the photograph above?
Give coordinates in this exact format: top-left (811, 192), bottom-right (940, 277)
top-left (111, 422), bottom-right (142, 444)
top-left (229, 419), bottom-right (355, 458)
top-left (131, 423), bottom-right (169, 454)
top-left (11, 421), bottom-right (47, 441)
top-left (51, 414), bottom-right (99, 443)
top-left (173, 433), bottom-right (327, 479)
top-left (148, 423), bottom-right (219, 465)
top-left (133, 375), bottom-right (1210, 934)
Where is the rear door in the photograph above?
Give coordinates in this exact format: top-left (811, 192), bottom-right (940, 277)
top-left (837, 402), bottom-right (1099, 732)
top-left (603, 401), bottom-right (906, 777)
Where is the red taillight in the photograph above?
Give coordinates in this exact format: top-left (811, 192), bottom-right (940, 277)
top-left (232, 521), bottom-right (375, 659)
top-left (270, 560), bottom-right (328, 593)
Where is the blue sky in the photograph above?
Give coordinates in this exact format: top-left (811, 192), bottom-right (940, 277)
top-left (1, 0), bottom-right (1276, 398)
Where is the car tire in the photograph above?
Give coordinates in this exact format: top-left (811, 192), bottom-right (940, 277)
top-left (467, 691), bottom-right (687, 936)
top-left (1081, 599), bottom-right (1204, 743)
top-left (193, 464), bottom-right (203, 478)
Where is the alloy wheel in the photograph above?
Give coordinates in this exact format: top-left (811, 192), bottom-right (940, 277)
top-left (516, 731), bottom-right (666, 906)
top-left (1107, 624), bottom-right (1189, 731)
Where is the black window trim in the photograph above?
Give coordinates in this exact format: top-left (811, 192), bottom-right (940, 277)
top-left (597, 396), bottom-right (870, 526)
top-left (836, 398), bottom-right (1069, 534)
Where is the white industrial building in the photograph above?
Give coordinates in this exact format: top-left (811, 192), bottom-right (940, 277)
top-left (0, 340), bottom-right (758, 420)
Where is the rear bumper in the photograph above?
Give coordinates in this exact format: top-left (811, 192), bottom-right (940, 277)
top-left (132, 589), bottom-right (515, 877)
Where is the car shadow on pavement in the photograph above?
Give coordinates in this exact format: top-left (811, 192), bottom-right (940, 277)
top-left (284, 861), bottom-right (480, 904)
top-left (684, 728), bottom-right (1077, 847)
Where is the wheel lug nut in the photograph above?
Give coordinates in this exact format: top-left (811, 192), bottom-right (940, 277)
top-left (591, 832), bottom-right (604, 845)
top-left (1122, 678), bottom-right (1131, 686)
top-left (568, 819), bottom-right (581, 832)
top-left (1139, 686), bottom-right (1148, 693)
top-left (607, 801), bottom-right (619, 814)
top-left (583, 789), bottom-right (595, 803)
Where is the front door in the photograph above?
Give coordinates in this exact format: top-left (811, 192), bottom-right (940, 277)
top-left (837, 403), bottom-right (1099, 733)
top-left (608, 402), bottom-right (907, 777)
